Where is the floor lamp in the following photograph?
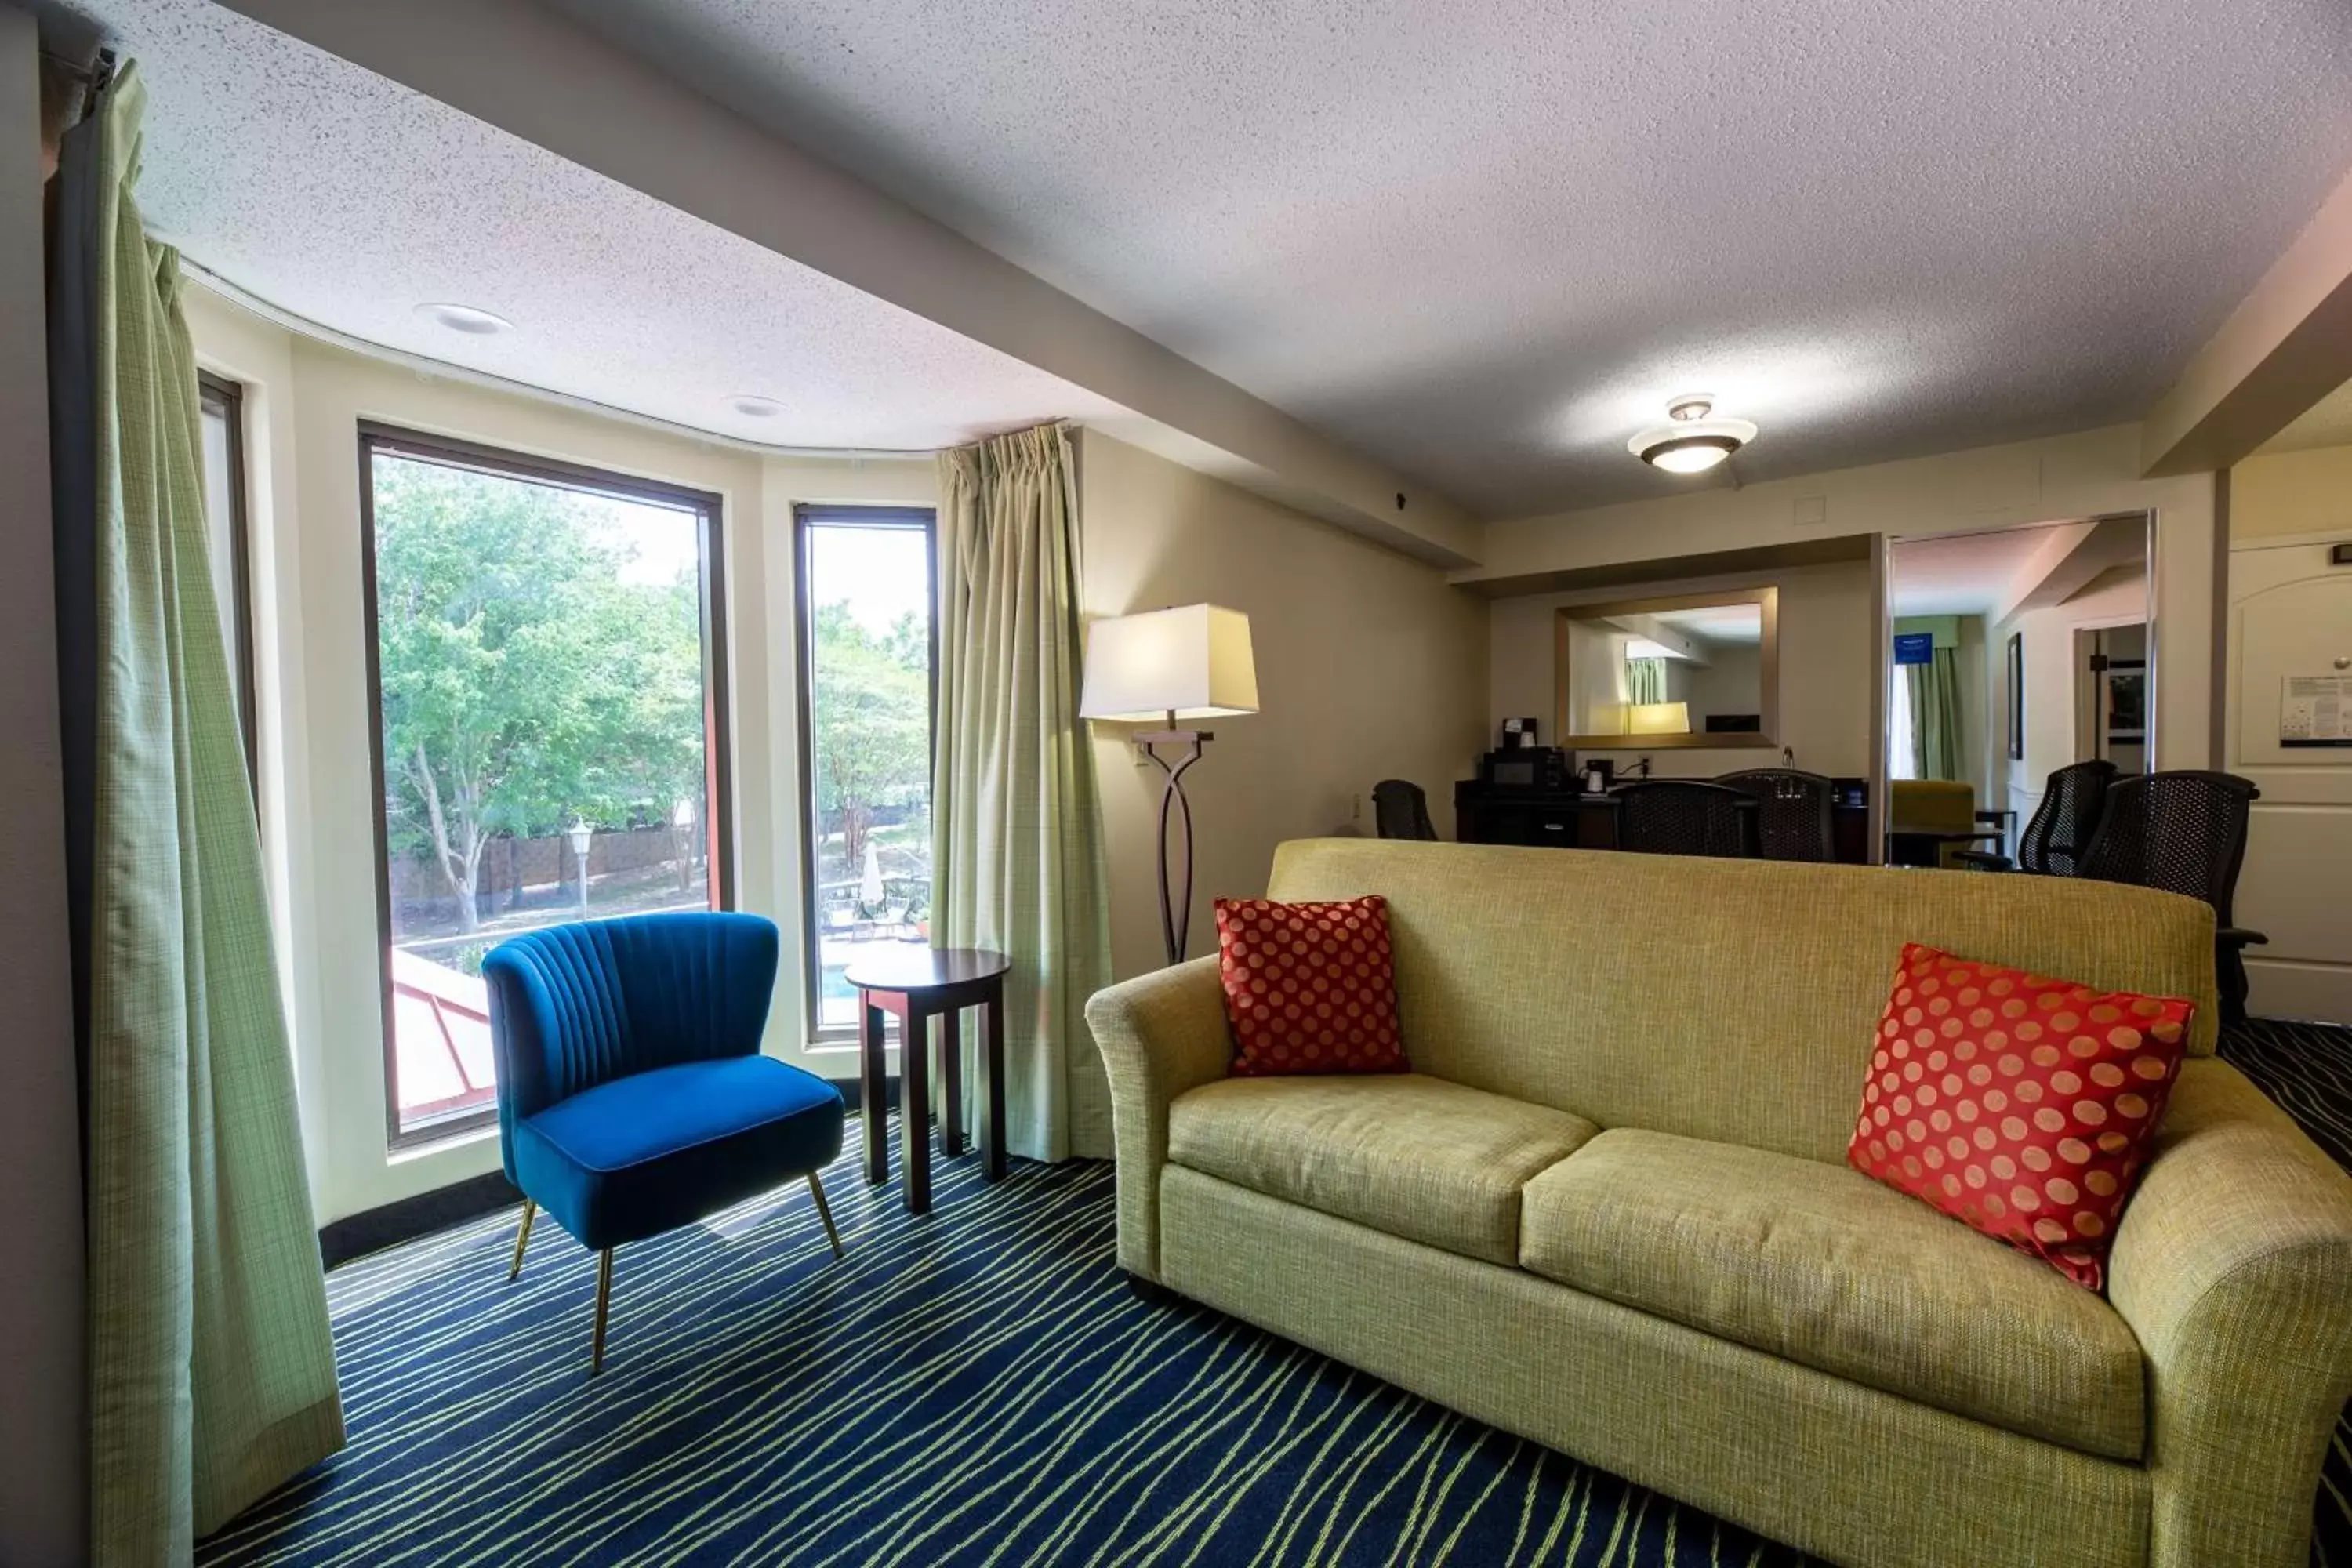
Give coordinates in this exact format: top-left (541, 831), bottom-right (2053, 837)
top-left (1079, 604), bottom-right (1259, 967)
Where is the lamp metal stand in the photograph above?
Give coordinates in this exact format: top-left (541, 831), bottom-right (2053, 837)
top-left (1136, 713), bottom-right (1210, 967)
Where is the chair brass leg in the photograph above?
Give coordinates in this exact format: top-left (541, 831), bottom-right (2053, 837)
top-left (808, 1171), bottom-right (845, 1260)
top-left (508, 1199), bottom-right (537, 1282)
top-left (590, 1247), bottom-right (614, 1374)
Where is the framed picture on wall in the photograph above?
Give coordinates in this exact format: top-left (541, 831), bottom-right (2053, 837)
top-left (2006, 633), bottom-right (2024, 760)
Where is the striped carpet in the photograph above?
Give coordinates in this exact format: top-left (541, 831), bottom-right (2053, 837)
top-left (201, 1020), bottom-right (2352, 1567)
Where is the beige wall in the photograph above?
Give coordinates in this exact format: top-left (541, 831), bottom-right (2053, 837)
top-left (2232, 443), bottom-right (2352, 542)
top-left (0, 8), bottom-right (86, 1557)
top-left (1077, 430), bottom-right (1489, 980)
top-left (2227, 440), bottom-right (2352, 1022)
top-left (1682, 641), bottom-right (1765, 732)
top-left (1990, 572), bottom-right (2151, 822)
top-left (1470, 425), bottom-right (2218, 777)
top-left (186, 285), bottom-right (936, 1221)
top-left (1953, 614), bottom-right (1990, 803)
top-left (1490, 561), bottom-right (1875, 778)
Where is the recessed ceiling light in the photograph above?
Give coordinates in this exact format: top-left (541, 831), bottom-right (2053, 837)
top-left (729, 395), bottom-right (783, 419)
top-left (415, 302), bottom-right (512, 336)
top-left (1629, 394), bottom-right (1757, 474)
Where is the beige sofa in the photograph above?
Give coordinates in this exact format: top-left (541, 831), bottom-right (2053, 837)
top-left (1085, 839), bottom-right (2352, 1568)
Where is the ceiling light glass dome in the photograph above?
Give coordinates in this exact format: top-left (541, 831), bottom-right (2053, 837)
top-left (1629, 395), bottom-right (1757, 474)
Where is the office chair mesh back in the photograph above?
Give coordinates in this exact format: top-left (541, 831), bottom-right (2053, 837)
top-left (1613, 780), bottom-right (1759, 858)
top-left (1372, 779), bottom-right (1440, 842)
top-left (2075, 771), bottom-right (2257, 922)
top-left (2017, 759), bottom-right (2118, 877)
top-left (1719, 768), bottom-right (1836, 862)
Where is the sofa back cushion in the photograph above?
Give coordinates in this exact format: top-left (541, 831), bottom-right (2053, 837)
top-left (1265, 840), bottom-right (2218, 1166)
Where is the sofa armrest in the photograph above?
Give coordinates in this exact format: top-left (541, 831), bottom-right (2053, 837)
top-left (1083, 957), bottom-right (1231, 1279)
top-left (2106, 1058), bottom-right (2352, 1568)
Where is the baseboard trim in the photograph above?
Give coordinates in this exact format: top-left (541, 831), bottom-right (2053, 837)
top-left (320, 1170), bottom-right (521, 1269)
top-left (318, 1075), bottom-right (880, 1266)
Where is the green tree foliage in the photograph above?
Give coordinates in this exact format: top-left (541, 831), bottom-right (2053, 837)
top-left (810, 602), bottom-right (928, 880)
top-left (371, 456), bottom-right (705, 930)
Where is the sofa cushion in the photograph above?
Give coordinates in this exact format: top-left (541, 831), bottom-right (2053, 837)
top-left (1519, 1128), bottom-right (2147, 1460)
top-left (1168, 1073), bottom-right (1596, 1265)
top-left (1849, 942), bottom-right (2194, 1290)
top-left (513, 1055), bottom-right (845, 1252)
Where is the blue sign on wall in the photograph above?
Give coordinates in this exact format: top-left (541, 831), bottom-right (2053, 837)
top-left (1893, 632), bottom-right (1935, 666)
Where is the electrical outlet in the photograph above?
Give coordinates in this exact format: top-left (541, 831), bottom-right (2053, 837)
top-left (1352, 793), bottom-right (1363, 822)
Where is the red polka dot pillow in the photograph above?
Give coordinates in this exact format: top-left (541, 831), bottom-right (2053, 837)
top-left (1214, 896), bottom-right (1408, 1076)
top-left (1849, 943), bottom-right (2194, 1290)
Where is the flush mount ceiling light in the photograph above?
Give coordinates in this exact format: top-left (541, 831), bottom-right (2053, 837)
top-left (728, 395), bottom-right (783, 419)
top-left (415, 302), bottom-right (512, 336)
top-left (1628, 394), bottom-right (1757, 474)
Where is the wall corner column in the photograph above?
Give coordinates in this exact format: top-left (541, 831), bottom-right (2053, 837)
top-left (0, 6), bottom-right (91, 1561)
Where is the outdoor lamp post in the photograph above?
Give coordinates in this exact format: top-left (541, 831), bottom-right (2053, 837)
top-left (567, 818), bottom-right (593, 917)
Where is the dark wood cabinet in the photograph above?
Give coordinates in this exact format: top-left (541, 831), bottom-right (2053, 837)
top-left (1454, 779), bottom-right (1871, 863)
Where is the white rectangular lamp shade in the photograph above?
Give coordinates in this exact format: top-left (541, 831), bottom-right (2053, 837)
top-left (1080, 604), bottom-right (1259, 722)
top-left (1627, 701), bottom-right (1690, 735)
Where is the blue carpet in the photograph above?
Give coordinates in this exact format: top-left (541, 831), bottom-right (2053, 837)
top-left (201, 1020), bottom-right (2352, 1566)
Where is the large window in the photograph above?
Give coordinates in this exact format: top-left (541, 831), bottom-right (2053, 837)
top-left (197, 372), bottom-right (258, 789)
top-left (361, 427), bottom-right (731, 1142)
top-left (795, 506), bottom-right (935, 1036)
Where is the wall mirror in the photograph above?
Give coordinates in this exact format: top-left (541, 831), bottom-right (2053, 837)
top-left (1882, 513), bottom-right (2153, 866)
top-left (1553, 586), bottom-right (1779, 749)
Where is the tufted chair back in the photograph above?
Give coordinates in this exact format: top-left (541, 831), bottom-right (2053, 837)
top-left (481, 912), bottom-right (780, 1178)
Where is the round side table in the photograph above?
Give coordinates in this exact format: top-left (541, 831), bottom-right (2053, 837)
top-left (844, 947), bottom-right (1011, 1214)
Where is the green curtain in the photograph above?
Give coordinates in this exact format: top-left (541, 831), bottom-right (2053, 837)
top-left (933, 423), bottom-right (1115, 1162)
top-left (1906, 648), bottom-right (1966, 782)
top-left (66, 67), bottom-right (343, 1560)
top-left (1626, 655), bottom-right (1668, 705)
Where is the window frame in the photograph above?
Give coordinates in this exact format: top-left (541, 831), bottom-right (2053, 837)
top-left (790, 503), bottom-right (938, 1047)
top-left (357, 423), bottom-right (735, 1149)
top-left (197, 371), bottom-right (260, 797)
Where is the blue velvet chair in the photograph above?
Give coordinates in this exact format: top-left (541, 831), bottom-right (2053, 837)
top-left (482, 912), bottom-right (846, 1371)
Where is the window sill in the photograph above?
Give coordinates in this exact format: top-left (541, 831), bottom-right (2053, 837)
top-left (389, 1117), bottom-right (499, 1163)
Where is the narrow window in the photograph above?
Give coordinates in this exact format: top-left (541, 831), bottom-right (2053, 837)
top-left (793, 506), bottom-right (935, 1039)
top-left (197, 372), bottom-right (258, 791)
top-left (361, 426), bottom-right (731, 1143)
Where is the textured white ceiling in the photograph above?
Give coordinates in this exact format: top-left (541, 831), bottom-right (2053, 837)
top-left (60, 0), bottom-right (1130, 452)
top-left (1651, 604), bottom-right (1762, 646)
top-left (549, 0), bottom-right (2352, 517)
top-left (1893, 528), bottom-right (2071, 618)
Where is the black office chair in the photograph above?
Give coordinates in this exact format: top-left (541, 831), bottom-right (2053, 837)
top-left (1610, 780), bottom-right (1761, 858)
top-left (1371, 779), bottom-right (1439, 842)
top-left (1718, 768), bottom-right (1836, 862)
top-left (2074, 770), bottom-right (2267, 1024)
top-left (1955, 759), bottom-right (2116, 875)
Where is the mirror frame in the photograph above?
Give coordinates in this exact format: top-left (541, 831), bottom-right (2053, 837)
top-left (1553, 585), bottom-right (1780, 750)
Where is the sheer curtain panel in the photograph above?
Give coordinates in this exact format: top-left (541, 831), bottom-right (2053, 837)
top-left (51, 64), bottom-right (342, 1563)
top-left (932, 423), bottom-right (1115, 1161)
